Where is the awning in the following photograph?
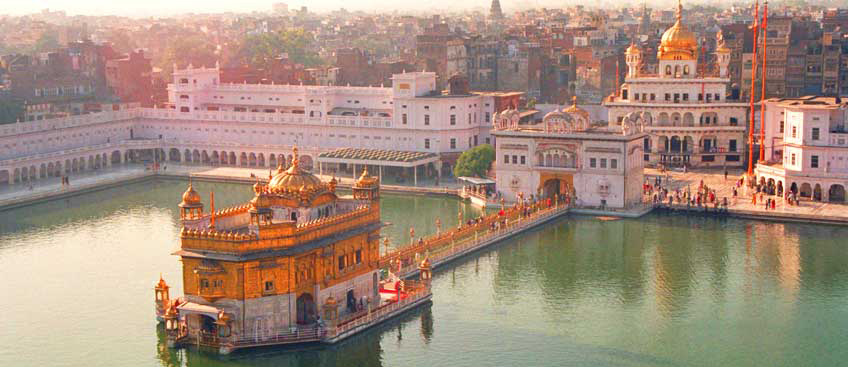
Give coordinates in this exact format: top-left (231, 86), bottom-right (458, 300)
top-left (317, 148), bottom-right (440, 168)
top-left (458, 176), bottom-right (496, 185)
top-left (177, 302), bottom-right (220, 319)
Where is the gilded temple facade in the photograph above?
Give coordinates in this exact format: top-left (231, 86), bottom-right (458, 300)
top-left (153, 147), bottom-right (429, 352)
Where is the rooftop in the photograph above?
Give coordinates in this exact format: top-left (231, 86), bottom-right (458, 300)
top-left (317, 148), bottom-right (439, 166)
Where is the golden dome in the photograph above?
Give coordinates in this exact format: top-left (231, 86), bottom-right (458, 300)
top-left (658, 0), bottom-right (698, 61)
top-left (179, 181), bottom-right (202, 207)
top-left (563, 96), bottom-right (589, 119)
top-left (625, 43), bottom-right (641, 55)
top-left (268, 147), bottom-right (323, 192)
top-left (420, 257), bottom-right (431, 268)
top-left (355, 167), bottom-right (378, 187)
top-left (249, 191), bottom-right (272, 210)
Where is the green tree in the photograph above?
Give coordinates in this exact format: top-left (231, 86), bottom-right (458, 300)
top-left (156, 34), bottom-right (218, 76)
top-left (233, 29), bottom-right (322, 69)
top-left (453, 144), bottom-right (495, 178)
top-left (0, 98), bottom-right (23, 124)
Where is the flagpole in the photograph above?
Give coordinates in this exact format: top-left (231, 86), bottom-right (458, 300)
top-left (747, 0), bottom-right (760, 179)
top-left (759, 0), bottom-right (769, 163)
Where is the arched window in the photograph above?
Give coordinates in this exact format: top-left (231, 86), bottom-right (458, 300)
top-left (683, 65), bottom-right (690, 75)
top-left (665, 65), bottom-right (672, 75)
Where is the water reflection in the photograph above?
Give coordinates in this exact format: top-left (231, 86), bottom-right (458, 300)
top-left (3, 179), bottom-right (848, 366)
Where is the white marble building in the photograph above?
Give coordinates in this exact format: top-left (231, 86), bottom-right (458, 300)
top-left (605, 1), bottom-right (748, 168)
top-left (755, 96), bottom-right (848, 202)
top-left (493, 101), bottom-right (646, 209)
top-left (0, 68), bottom-right (521, 185)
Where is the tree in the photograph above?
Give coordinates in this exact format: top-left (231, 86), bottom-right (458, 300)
top-left (156, 34), bottom-right (218, 76)
top-left (232, 29), bottom-right (322, 70)
top-left (0, 98), bottom-right (23, 124)
top-left (453, 144), bottom-right (495, 178)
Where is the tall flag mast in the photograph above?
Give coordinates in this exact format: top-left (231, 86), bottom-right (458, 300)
top-left (759, 0), bottom-right (769, 163)
top-left (747, 0), bottom-right (760, 178)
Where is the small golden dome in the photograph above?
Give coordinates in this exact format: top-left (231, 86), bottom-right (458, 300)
top-left (658, 0), bottom-right (698, 61)
top-left (355, 167), bottom-right (378, 187)
top-left (625, 43), bottom-right (641, 55)
top-left (249, 191), bottom-right (272, 209)
top-left (179, 181), bottom-right (202, 207)
top-left (563, 96), bottom-right (589, 120)
top-left (268, 146), bottom-right (323, 192)
top-left (420, 257), bottom-right (431, 268)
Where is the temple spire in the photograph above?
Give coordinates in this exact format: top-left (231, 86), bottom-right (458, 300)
top-left (676, 0), bottom-right (683, 23)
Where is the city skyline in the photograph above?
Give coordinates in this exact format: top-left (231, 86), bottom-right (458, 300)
top-left (5, 0), bottom-right (746, 17)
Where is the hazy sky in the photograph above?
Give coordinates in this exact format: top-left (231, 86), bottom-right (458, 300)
top-left (2, 0), bottom-right (681, 17)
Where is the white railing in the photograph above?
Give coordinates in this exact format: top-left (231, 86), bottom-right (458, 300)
top-left (328, 287), bottom-right (430, 339)
top-left (392, 204), bottom-right (569, 278)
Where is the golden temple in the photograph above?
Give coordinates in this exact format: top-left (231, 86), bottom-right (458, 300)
top-left (154, 146), bottom-right (432, 353)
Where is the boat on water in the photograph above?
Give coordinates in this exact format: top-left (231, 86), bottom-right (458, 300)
top-left (153, 147), bottom-right (432, 354)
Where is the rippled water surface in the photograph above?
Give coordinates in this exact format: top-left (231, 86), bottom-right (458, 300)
top-left (1, 178), bottom-right (847, 367)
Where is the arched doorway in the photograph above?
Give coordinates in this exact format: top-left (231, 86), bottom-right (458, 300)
top-left (296, 293), bottom-right (317, 325)
top-left (542, 179), bottom-right (561, 199)
top-left (814, 184), bottom-right (822, 201)
top-left (168, 149), bottom-right (180, 162)
top-left (112, 150), bottom-right (122, 164)
top-left (829, 184), bottom-right (845, 202)
top-left (197, 314), bottom-right (217, 340)
top-left (777, 181), bottom-right (784, 196)
top-left (670, 136), bottom-right (681, 153)
top-left (800, 183), bottom-right (812, 198)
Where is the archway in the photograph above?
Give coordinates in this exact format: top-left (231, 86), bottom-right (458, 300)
top-left (112, 150), bottom-right (122, 164)
top-left (0, 170), bottom-right (8, 185)
top-left (658, 113), bottom-right (669, 126)
top-left (670, 136), bottom-right (682, 153)
top-left (229, 152), bottom-right (236, 166)
top-left (184, 149), bottom-right (192, 163)
top-left (95, 155), bottom-right (102, 169)
top-left (192, 150), bottom-right (200, 163)
top-left (72, 159), bottom-right (78, 172)
top-left (40, 163), bottom-right (47, 178)
top-left (683, 112), bottom-right (694, 126)
top-left (269, 154), bottom-right (277, 168)
top-left (211, 151), bottom-right (220, 165)
top-left (168, 149), bottom-right (180, 162)
top-left (790, 182), bottom-right (798, 194)
top-left (199, 314), bottom-right (217, 337)
top-left (220, 151), bottom-right (228, 165)
top-left (829, 184), bottom-right (846, 202)
top-left (800, 183), bottom-right (812, 198)
top-left (777, 181), bottom-right (784, 196)
top-left (296, 293), bottom-right (317, 325)
top-left (240, 152), bottom-right (248, 166)
top-left (202, 151), bottom-right (210, 164)
top-left (258, 153), bottom-right (265, 167)
top-left (814, 184), bottom-right (822, 201)
top-left (542, 179), bottom-right (561, 199)
top-left (47, 162), bottom-right (55, 177)
top-left (249, 153), bottom-right (257, 167)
